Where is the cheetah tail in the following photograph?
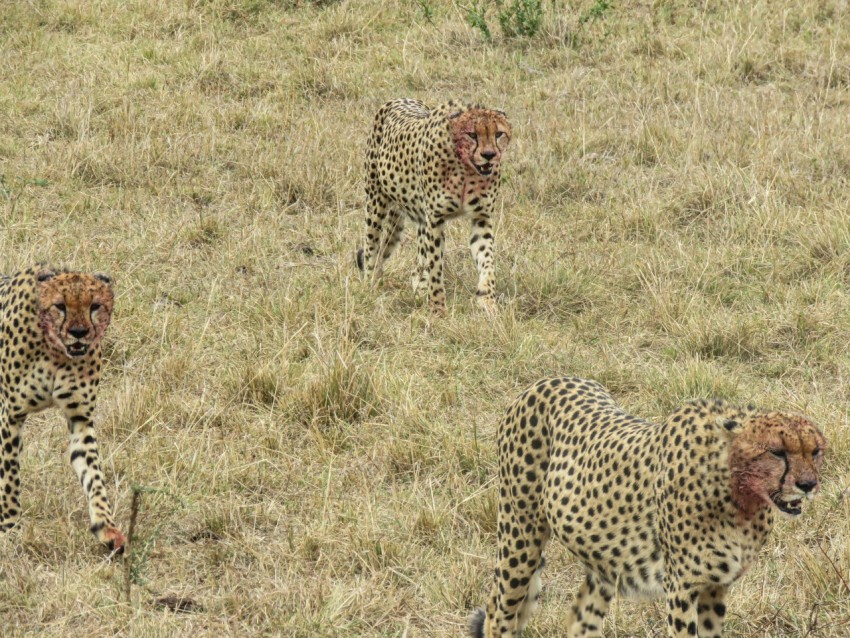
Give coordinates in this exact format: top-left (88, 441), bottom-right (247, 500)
top-left (468, 608), bottom-right (486, 638)
top-left (355, 248), bottom-right (365, 271)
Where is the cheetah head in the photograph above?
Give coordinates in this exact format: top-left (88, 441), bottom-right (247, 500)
top-left (449, 108), bottom-right (511, 178)
top-left (37, 269), bottom-right (114, 359)
top-left (727, 413), bottom-right (826, 519)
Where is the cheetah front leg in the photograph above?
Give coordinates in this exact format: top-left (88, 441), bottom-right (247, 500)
top-left (423, 216), bottom-right (448, 313)
top-left (0, 408), bottom-right (25, 532)
top-left (665, 586), bottom-right (700, 637)
top-left (54, 389), bottom-right (125, 551)
top-left (469, 210), bottom-right (497, 316)
top-left (565, 573), bottom-right (614, 637)
top-left (696, 586), bottom-right (727, 638)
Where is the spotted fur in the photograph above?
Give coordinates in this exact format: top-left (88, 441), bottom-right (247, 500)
top-left (471, 377), bottom-right (826, 637)
top-left (0, 266), bottom-right (124, 550)
top-left (357, 98), bottom-right (511, 314)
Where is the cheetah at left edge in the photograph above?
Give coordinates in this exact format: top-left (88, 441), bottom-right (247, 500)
top-left (0, 265), bottom-right (125, 551)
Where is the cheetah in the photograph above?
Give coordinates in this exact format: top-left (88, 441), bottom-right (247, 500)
top-left (356, 98), bottom-right (511, 314)
top-left (0, 266), bottom-right (125, 551)
top-left (471, 377), bottom-right (826, 637)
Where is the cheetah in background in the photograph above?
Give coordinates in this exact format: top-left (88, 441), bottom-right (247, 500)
top-left (471, 377), bottom-right (826, 637)
top-left (0, 266), bottom-right (125, 551)
top-left (357, 98), bottom-right (511, 315)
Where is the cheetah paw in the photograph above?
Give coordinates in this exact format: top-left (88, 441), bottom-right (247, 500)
top-left (476, 295), bottom-right (498, 317)
top-left (411, 273), bottom-right (427, 297)
top-left (96, 525), bottom-right (127, 553)
top-left (0, 519), bottom-right (19, 532)
top-left (429, 301), bottom-right (448, 316)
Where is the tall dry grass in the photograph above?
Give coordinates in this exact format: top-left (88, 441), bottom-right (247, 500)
top-left (0, 0), bottom-right (848, 636)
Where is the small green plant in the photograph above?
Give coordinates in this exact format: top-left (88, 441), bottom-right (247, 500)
top-left (498, 0), bottom-right (543, 38)
top-left (466, 1), bottom-right (493, 41)
top-left (579, 0), bottom-right (612, 25)
top-left (414, 0), bottom-right (435, 24)
top-left (466, 0), bottom-right (544, 41)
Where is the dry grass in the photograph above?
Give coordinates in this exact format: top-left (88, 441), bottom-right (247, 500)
top-left (0, 0), bottom-right (849, 636)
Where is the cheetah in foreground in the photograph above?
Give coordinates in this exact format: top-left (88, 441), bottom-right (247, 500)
top-left (0, 266), bottom-right (125, 550)
top-left (471, 377), bottom-right (826, 637)
top-left (357, 98), bottom-right (511, 314)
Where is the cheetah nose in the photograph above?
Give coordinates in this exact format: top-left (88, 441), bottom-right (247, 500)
top-left (796, 479), bottom-right (817, 493)
top-left (481, 150), bottom-right (497, 161)
top-left (69, 327), bottom-right (89, 339)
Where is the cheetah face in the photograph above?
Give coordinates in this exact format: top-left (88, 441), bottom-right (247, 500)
top-left (729, 414), bottom-right (826, 519)
top-left (450, 108), bottom-right (511, 178)
top-left (37, 270), bottom-right (114, 359)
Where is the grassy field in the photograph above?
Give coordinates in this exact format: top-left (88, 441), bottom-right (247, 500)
top-left (1, 0), bottom-right (849, 636)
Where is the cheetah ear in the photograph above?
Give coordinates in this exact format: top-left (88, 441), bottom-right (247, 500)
top-left (36, 268), bottom-right (56, 282)
top-left (448, 110), bottom-right (464, 120)
top-left (494, 109), bottom-right (507, 117)
top-left (95, 273), bottom-right (112, 285)
top-left (717, 416), bottom-right (744, 435)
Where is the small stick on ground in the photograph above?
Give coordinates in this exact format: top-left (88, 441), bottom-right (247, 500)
top-left (124, 488), bottom-right (142, 605)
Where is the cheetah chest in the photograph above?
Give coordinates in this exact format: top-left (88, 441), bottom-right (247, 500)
top-left (438, 166), bottom-right (496, 220)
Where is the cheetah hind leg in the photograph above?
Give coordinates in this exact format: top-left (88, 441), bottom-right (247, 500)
top-left (516, 556), bottom-right (545, 632)
top-left (359, 190), bottom-right (391, 283)
top-left (358, 208), bottom-right (404, 285)
top-left (375, 209), bottom-right (404, 282)
top-left (411, 224), bottom-right (428, 297)
top-left (468, 557), bottom-right (546, 638)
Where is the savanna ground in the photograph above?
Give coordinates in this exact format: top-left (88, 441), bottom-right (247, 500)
top-left (0, 0), bottom-right (849, 636)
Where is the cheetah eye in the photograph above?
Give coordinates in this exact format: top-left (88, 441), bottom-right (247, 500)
top-left (91, 303), bottom-right (102, 311)
top-left (495, 132), bottom-right (505, 140)
top-left (770, 449), bottom-right (787, 459)
top-left (467, 132), bottom-right (478, 141)
top-left (812, 447), bottom-right (820, 457)
top-left (54, 303), bottom-right (66, 312)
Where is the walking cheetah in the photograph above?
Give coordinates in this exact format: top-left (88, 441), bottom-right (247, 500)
top-left (471, 377), bottom-right (826, 637)
top-left (0, 266), bottom-right (125, 550)
top-left (356, 98), bottom-right (511, 314)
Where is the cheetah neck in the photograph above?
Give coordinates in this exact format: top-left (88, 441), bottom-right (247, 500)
top-left (704, 445), bottom-right (775, 549)
top-left (441, 165), bottom-right (497, 212)
top-left (731, 485), bottom-right (776, 528)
